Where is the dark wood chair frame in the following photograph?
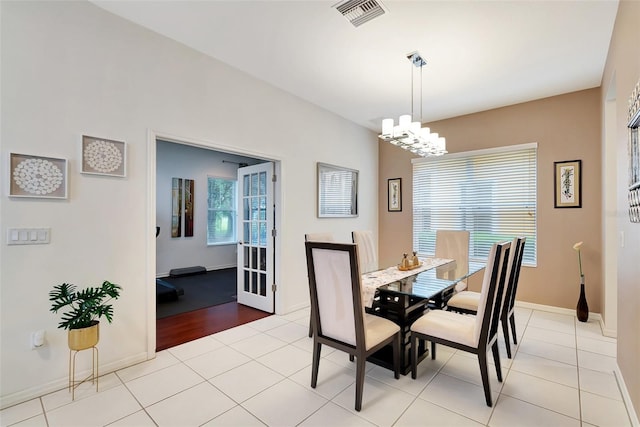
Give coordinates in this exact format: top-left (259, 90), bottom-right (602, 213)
top-left (410, 241), bottom-right (511, 407)
top-left (448, 237), bottom-right (526, 359)
top-left (305, 241), bottom-right (401, 412)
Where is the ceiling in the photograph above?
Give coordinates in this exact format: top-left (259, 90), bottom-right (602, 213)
top-left (91, 0), bottom-right (619, 133)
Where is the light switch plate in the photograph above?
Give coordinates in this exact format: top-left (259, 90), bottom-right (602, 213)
top-left (7, 228), bottom-right (50, 245)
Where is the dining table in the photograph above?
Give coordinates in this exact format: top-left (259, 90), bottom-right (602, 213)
top-left (361, 258), bottom-right (486, 375)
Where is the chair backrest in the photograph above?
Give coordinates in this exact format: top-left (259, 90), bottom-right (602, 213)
top-left (351, 230), bottom-right (378, 273)
top-left (473, 241), bottom-right (511, 346)
top-left (501, 237), bottom-right (526, 317)
top-left (305, 233), bottom-right (335, 242)
top-left (435, 230), bottom-right (470, 279)
top-left (305, 241), bottom-right (364, 348)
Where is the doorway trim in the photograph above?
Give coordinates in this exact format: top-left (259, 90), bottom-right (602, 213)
top-left (146, 129), bottom-right (283, 358)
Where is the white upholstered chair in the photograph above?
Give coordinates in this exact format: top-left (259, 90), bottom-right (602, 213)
top-left (410, 241), bottom-right (511, 407)
top-left (351, 230), bottom-right (378, 274)
top-left (447, 237), bottom-right (526, 358)
top-left (305, 241), bottom-right (400, 411)
top-left (435, 230), bottom-right (470, 292)
top-left (304, 233), bottom-right (335, 337)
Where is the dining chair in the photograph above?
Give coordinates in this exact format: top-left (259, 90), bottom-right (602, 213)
top-left (410, 240), bottom-right (511, 407)
top-left (351, 230), bottom-right (378, 274)
top-left (304, 233), bottom-right (335, 337)
top-left (435, 230), bottom-right (470, 292)
top-left (305, 241), bottom-right (400, 411)
top-left (447, 237), bottom-right (526, 358)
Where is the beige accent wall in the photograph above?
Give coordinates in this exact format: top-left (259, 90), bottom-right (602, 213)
top-left (601, 0), bottom-right (640, 418)
top-left (379, 88), bottom-right (603, 313)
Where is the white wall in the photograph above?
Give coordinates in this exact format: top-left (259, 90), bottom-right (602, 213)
top-left (0, 1), bottom-right (378, 407)
top-left (155, 140), bottom-right (261, 276)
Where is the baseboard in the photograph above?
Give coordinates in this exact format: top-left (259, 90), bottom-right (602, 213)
top-left (615, 365), bottom-right (640, 426)
top-left (0, 351), bottom-right (149, 411)
top-left (514, 300), bottom-right (602, 319)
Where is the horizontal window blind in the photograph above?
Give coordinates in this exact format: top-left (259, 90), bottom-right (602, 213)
top-left (413, 144), bottom-right (537, 265)
top-left (207, 177), bottom-right (237, 245)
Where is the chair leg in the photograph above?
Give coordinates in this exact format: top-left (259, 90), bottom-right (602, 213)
top-left (311, 341), bottom-right (321, 388)
top-left (491, 341), bottom-right (503, 382)
top-left (355, 355), bottom-right (366, 411)
top-left (501, 315), bottom-right (512, 359)
top-left (411, 333), bottom-right (418, 379)
top-left (509, 313), bottom-right (518, 345)
top-left (478, 351), bottom-right (493, 407)
top-left (349, 354), bottom-right (355, 362)
top-left (393, 333), bottom-right (400, 379)
top-left (308, 319), bottom-right (313, 338)
top-left (431, 341), bottom-right (436, 360)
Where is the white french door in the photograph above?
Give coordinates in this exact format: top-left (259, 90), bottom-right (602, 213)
top-left (236, 162), bottom-right (275, 312)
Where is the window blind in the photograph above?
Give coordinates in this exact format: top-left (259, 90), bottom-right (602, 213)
top-left (207, 177), bottom-right (237, 245)
top-left (412, 143), bottom-right (537, 265)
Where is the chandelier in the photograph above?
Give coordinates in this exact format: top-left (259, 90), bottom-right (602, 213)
top-left (378, 52), bottom-right (447, 157)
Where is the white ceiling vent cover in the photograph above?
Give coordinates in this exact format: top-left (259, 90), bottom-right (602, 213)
top-left (334, 0), bottom-right (386, 27)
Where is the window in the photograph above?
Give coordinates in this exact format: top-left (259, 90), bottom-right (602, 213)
top-left (207, 177), bottom-right (237, 245)
top-left (317, 162), bottom-right (358, 217)
top-left (412, 143), bottom-right (537, 266)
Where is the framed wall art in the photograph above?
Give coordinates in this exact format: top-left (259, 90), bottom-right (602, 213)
top-left (8, 153), bottom-right (68, 199)
top-left (81, 135), bottom-right (126, 177)
top-left (554, 159), bottom-right (582, 208)
top-left (387, 178), bottom-right (402, 212)
top-left (171, 177), bottom-right (183, 237)
top-left (627, 78), bottom-right (640, 222)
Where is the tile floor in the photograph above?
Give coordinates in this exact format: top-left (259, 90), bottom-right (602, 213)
top-left (1, 307), bottom-right (633, 427)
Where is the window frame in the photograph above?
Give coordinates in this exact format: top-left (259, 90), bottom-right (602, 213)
top-left (206, 175), bottom-right (238, 246)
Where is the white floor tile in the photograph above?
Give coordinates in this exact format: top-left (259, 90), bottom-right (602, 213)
top-left (245, 315), bottom-right (290, 332)
top-left (579, 368), bottom-right (622, 401)
top-left (115, 351), bottom-right (180, 383)
top-left (211, 324), bottom-right (260, 345)
top-left (291, 336), bottom-right (337, 357)
top-left (501, 370), bottom-right (580, 419)
top-left (366, 352), bottom-right (449, 397)
top-left (107, 409), bottom-right (156, 426)
top-left (298, 402), bottom-right (375, 426)
top-left (580, 391), bottom-right (631, 427)
top-left (145, 382), bottom-right (236, 426)
top-left (184, 346), bottom-right (251, 379)
top-left (395, 398), bottom-right (483, 426)
top-left (45, 385), bottom-right (140, 427)
top-left (522, 325), bottom-right (576, 348)
top-left (575, 319), bottom-right (613, 341)
top-left (517, 337), bottom-right (577, 365)
top-left (41, 373), bottom-right (123, 412)
top-left (489, 394), bottom-right (580, 427)
top-left (202, 405), bottom-right (265, 427)
top-left (228, 332), bottom-right (287, 359)
top-left (264, 321), bottom-right (308, 343)
top-left (8, 414), bottom-right (47, 427)
top-left (256, 344), bottom-right (311, 376)
top-left (528, 311), bottom-right (575, 335)
top-left (577, 350), bottom-right (617, 374)
top-left (418, 374), bottom-right (497, 424)
top-left (278, 308), bottom-right (310, 323)
top-left (511, 351), bottom-right (578, 388)
top-left (289, 359), bottom-right (355, 400)
top-left (241, 379), bottom-right (327, 427)
top-left (332, 377), bottom-right (415, 426)
top-left (208, 360), bottom-right (284, 403)
top-left (577, 335), bottom-right (617, 357)
top-left (0, 399), bottom-right (42, 426)
top-left (440, 353), bottom-right (505, 392)
top-left (166, 335), bottom-right (224, 361)
top-left (124, 363), bottom-right (204, 407)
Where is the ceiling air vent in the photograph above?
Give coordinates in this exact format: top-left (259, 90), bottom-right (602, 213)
top-left (334, 0), bottom-right (386, 28)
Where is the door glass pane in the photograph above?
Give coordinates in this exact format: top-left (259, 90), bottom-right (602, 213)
top-left (259, 222), bottom-right (266, 247)
top-left (243, 222), bottom-right (249, 243)
top-left (244, 270), bottom-right (250, 292)
top-left (243, 246), bottom-right (249, 268)
top-left (251, 173), bottom-right (258, 196)
top-left (243, 175), bottom-right (249, 196)
top-left (259, 197), bottom-right (266, 220)
top-left (251, 247), bottom-right (257, 270)
top-left (251, 222), bottom-right (258, 244)
top-left (260, 247), bottom-right (266, 271)
top-left (251, 271), bottom-right (258, 295)
top-left (243, 198), bottom-right (249, 219)
top-left (251, 197), bottom-right (258, 220)
top-left (259, 171), bottom-right (267, 195)
top-left (260, 273), bottom-right (267, 296)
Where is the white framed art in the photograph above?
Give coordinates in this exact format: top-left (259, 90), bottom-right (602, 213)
top-left (81, 135), bottom-right (126, 177)
top-left (8, 153), bottom-right (68, 199)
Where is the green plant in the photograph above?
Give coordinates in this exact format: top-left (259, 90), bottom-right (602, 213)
top-left (49, 281), bottom-right (122, 330)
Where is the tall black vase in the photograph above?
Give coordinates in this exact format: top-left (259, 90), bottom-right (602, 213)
top-left (577, 278), bottom-right (589, 322)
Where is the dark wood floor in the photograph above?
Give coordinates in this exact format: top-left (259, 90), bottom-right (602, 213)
top-left (156, 302), bottom-right (272, 351)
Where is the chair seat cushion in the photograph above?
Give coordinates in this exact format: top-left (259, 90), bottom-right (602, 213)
top-left (364, 313), bottom-right (400, 351)
top-left (448, 290), bottom-right (480, 312)
top-left (410, 310), bottom-right (477, 347)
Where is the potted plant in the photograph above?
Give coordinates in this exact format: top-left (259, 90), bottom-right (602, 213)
top-left (49, 280), bottom-right (122, 350)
